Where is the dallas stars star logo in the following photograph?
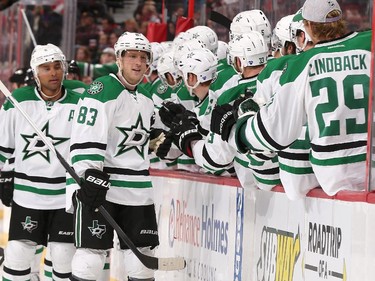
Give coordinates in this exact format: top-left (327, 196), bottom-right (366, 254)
top-left (116, 114), bottom-right (149, 158)
top-left (21, 122), bottom-right (69, 162)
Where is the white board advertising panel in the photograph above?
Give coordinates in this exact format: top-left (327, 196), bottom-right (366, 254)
top-left (152, 176), bottom-right (244, 281)
top-left (304, 198), bottom-right (352, 281)
top-left (252, 190), bottom-right (305, 281)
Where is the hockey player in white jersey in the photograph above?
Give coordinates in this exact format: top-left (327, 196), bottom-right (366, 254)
top-left (0, 43), bottom-right (78, 280)
top-left (214, 0), bottom-right (371, 197)
top-left (271, 15), bottom-right (296, 57)
top-left (68, 32), bottom-right (159, 281)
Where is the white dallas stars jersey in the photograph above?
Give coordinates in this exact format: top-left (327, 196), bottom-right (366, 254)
top-left (68, 74), bottom-right (155, 209)
top-left (0, 86), bottom-right (80, 209)
top-left (236, 31), bottom-right (371, 196)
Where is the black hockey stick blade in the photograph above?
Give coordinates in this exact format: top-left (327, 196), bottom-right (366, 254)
top-left (98, 206), bottom-right (186, 270)
top-left (0, 247), bottom-right (4, 265)
top-left (210, 11), bottom-right (232, 29)
top-left (0, 80), bottom-right (186, 271)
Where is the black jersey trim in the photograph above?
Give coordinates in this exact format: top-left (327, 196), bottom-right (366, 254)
top-left (103, 167), bottom-right (150, 176)
top-left (0, 146), bottom-right (15, 154)
top-left (278, 151), bottom-right (310, 161)
top-left (251, 166), bottom-right (279, 175)
top-left (202, 146), bottom-right (231, 168)
top-left (311, 140), bottom-right (366, 152)
top-left (70, 142), bottom-right (107, 152)
top-left (257, 113), bottom-right (288, 151)
top-left (253, 153), bottom-right (274, 161)
top-left (15, 172), bottom-right (66, 184)
top-left (3, 266), bottom-right (31, 276)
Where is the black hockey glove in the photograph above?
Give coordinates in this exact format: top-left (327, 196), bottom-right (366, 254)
top-left (210, 104), bottom-right (236, 142)
top-left (155, 134), bottom-right (174, 159)
top-left (170, 113), bottom-right (202, 158)
top-left (159, 101), bottom-right (187, 128)
top-left (77, 169), bottom-right (110, 210)
top-left (0, 171), bottom-right (14, 207)
top-left (149, 129), bottom-right (174, 159)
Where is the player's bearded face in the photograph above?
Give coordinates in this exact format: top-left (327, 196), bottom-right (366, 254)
top-left (121, 50), bottom-right (149, 84)
top-left (37, 61), bottom-right (64, 91)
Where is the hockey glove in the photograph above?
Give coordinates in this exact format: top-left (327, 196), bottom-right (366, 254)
top-left (210, 104), bottom-right (236, 142)
top-left (159, 101), bottom-right (187, 128)
top-left (235, 98), bottom-right (262, 154)
top-left (77, 169), bottom-right (110, 210)
top-left (0, 171), bottom-right (14, 207)
top-left (170, 113), bottom-right (202, 158)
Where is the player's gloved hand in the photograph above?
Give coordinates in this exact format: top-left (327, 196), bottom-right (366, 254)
top-left (210, 104), bottom-right (236, 142)
top-left (0, 171), bottom-right (14, 207)
top-left (149, 129), bottom-right (173, 159)
top-left (236, 97), bottom-right (261, 118)
top-left (232, 89), bottom-right (255, 119)
top-left (159, 101), bottom-right (187, 128)
top-left (170, 113), bottom-right (202, 158)
top-left (77, 169), bottom-right (110, 210)
top-left (235, 98), bottom-right (262, 153)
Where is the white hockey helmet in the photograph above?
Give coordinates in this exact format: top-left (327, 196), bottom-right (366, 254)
top-left (148, 42), bottom-right (165, 72)
top-left (177, 48), bottom-right (218, 90)
top-left (186, 26), bottom-right (218, 55)
top-left (290, 9), bottom-right (312, 53)
top-left (160, 41), bottom-right (173, 53)
top-left (228, 32), bottom-right (268, 74)
top-left (173, 38), bottom-right (207, 68)
top-left (230, 10), bottom-right (272, 48)
top-left (30, 43), bottom-right (66, 75)
top-left (217, 41), bottom-right (229, 61)
top-left (271, 15), bottom-right (294, 52)
top-left (172, 31), bottom-right (193, 52)
top-left (157, 52), bottom-right (181, 88)
top-left (114, 32), bottom-right (152, 63)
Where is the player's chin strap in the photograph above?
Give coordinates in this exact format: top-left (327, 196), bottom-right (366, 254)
top-left (0, 80), bottom-right (186, 272)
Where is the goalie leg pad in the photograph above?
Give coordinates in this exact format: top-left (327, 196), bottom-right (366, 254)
top-left (49, 242), bottom-right (76, 276)
top-left (122, 247), bottom-right (155, 279)
top-left (4, 240), bottom-right (36, 270)
top-left (71, 248), bottom-right (107, 280)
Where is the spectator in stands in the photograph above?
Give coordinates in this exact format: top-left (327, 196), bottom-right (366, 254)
top-left (75, 11), bottom-right (100, 46)
top-left (124, 18), bottom-right (139, 32)
top-left (99, 47), bottom-right (116, 64)
top-left (97, 31), bottom-right (110, 51)
top-left (108, 31), bottom-right (121, 48)
top-left (75, 45), bottom-right (92, 63)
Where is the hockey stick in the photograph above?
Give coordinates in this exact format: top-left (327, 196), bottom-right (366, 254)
top-left (0, 81), bottom-right (186, 271)
top-left (210, 11), bottom-right (232, 30)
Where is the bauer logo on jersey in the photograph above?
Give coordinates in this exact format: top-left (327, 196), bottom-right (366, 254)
top-left (88, 220), bottom-right (106, 239)
top-left (21, 216), bottom-right (38, 233)
top-left (87, 81), bottom-right (104, 95)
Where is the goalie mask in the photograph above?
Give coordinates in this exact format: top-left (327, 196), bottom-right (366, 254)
top-left (177, 48), bottom-right (218, 92)
top-left (30, 43), bottom-right (66, 89)
top-left (230, 10), bottom-right (272, 50)
top-left (228, 32), bottom-right (268, 74)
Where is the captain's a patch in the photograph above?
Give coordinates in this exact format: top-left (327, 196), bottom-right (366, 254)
top-left (87, 81), bottom-right (104, 95)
